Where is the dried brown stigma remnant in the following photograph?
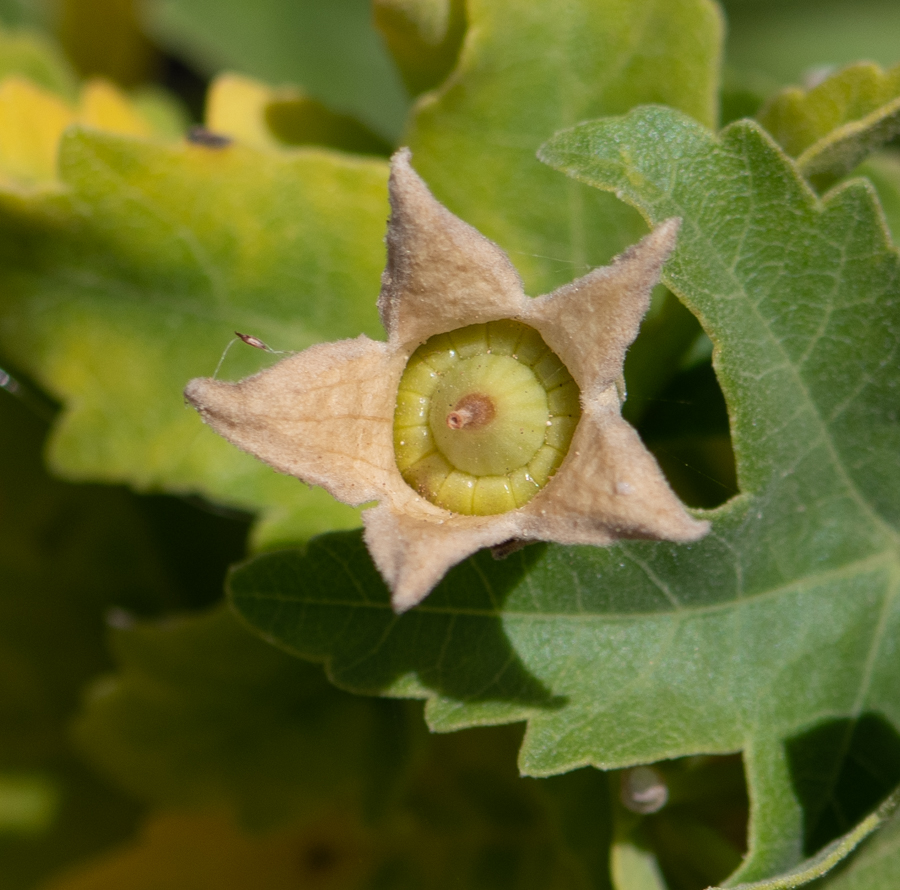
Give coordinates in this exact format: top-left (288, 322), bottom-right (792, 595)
top-left (446, 393), bottom-right (495, 429)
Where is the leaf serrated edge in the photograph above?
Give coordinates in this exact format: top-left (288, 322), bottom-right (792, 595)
top-left (537, 106), bottom-right (900, 889)
top-left (720, 787), bottom-right (900, 890)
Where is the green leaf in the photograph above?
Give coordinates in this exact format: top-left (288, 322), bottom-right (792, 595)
top-left (73, 605), bottom-right (616, 887)
top-left (810, 795), bottom-right (900, 889)
top-left (372, 0), bottom-right (466, 97)
top-left (407, 0), bottom-right (723, 296)
top-left (0, 0), bottom-right (724, 545)
top-left (538, 105), bottom-right (900, 883)
top-left (145, 0), bottom-right (409, 142)
top-left (724, 790), bottom-right (899, 890)
top-left (230, 106), bottom-right (900, 887)
top-left (402, 0), bottom-right (724, 428)
top-left (757, 62), bottom-right (900, 188)
top-left (0, 130), bottom-right (390, 546)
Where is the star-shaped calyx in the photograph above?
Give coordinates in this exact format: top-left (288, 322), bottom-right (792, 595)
top-left (185, 149), bottom-right (708, 612)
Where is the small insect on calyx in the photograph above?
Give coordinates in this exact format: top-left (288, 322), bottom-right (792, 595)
top-left (184, 148), bottom-right (708, 613)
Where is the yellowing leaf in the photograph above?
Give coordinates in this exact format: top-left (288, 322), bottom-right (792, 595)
top-left (0, 0), bottom-right (724, 549)
top-left (78, 78), bottom-right (153, 138)
top-left (205, 73), bottom-right (279, 149)
top-left (0, 74), bottom-right (178, 189)
top-left (0, 76), bottom-right (74, 186)
top-left (0, 130), bottom-right (390, 547)
top-left (205, 72), bottom-right (391, 155)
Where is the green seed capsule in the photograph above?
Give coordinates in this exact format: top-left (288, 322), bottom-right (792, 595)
top-left (393, 320), bottom-right (581, 515)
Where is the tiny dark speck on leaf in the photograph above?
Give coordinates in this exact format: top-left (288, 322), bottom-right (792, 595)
top-left (186, 126), bottom-right (232, 148)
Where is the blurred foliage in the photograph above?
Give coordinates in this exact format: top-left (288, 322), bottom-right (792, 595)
top-left (57, 0), bottom-right (155, 86)
top-left (144, 0), bottom-right (409, 141)
top-left (758, 62), bottom-right (900, 189)
top-left (0, 387), bottom-right (247, 888)
top-left (0, 1), bottom-right (897, 888)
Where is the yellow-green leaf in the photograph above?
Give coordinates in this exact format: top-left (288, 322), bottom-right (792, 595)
top-left (0, 129), bottom-right (390, 545)
top-left (758, 62), bottom-right (900, 188)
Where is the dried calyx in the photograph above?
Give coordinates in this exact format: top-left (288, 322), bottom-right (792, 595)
top-left (185, 148), bottom-right (709, 613)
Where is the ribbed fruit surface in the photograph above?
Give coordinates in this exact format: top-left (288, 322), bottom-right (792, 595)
top-left (394, 319), bottom-right (581, 515)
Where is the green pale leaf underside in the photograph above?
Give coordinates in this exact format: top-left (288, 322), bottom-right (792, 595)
top-left (232, 107), bottom-right (900, 887)
top-left (758, 62), bottom-right (900, 188)
top-left (0, 129), bottom-right (390, 547)
top-left (406, 0), bottom-right (723, 297)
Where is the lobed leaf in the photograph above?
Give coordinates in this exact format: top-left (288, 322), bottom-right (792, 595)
top-left (0, 0), bottom-right (725, 547)
top-left (0, 130), bottom-right (390, 546)
top-left (230, 106), bottom-right (900, 887)
top-left (758, 62), bottom-right (900, 188)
